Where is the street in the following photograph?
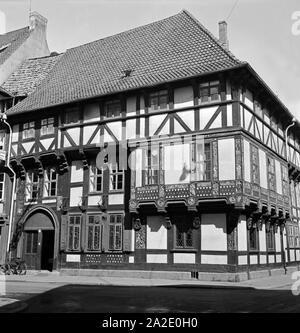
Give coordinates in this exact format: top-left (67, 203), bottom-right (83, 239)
top-left (1, 278), bottom-right (300, 313)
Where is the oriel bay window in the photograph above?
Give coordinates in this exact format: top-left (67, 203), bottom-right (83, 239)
top-left (41, 117), bottom-right (54, 136)
top-left (144, 146), bottom-right (160, 185)
top-left (89, 163), bottom-right (103, 192)
top-left (68, 215), bottom-right (81, 251)
top-left (192, 141), bottom-right (212, 182)
top-left (23, 121), bottom-right (35, 139)
top-left (109, 164), bottom-right (124, 191)
top-left (251, 145), bottom-right (259, 184)
top-left (199, 81), bottom-right (220, 103)
top-left (267, 156), bottom-right (276, 192)
top-left (43, 167), bottom-right (57, 197)
top-left (87, 215), bottom-right (102, 251)
top-left (149, 90), bottom-right (168, 112)
top-left (109, 214), bottom-right (123, 251)
top-left (25, 170), bottom-right (39, 201)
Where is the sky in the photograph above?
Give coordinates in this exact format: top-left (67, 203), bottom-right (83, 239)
top-left (0, 0), bottom-right (299, 119)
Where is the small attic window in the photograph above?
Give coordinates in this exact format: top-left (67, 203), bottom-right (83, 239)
top-left (0, 43), bottom-right (11, 53)
top-left (122, 69), bottom-right (132, 78)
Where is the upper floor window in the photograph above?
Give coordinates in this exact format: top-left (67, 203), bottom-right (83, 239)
top-left (149, 90), bottom-right (168, 112)
top-left (282, 165), bottom-right (289, 197)
top-left (23, 122), bottom-right (35, 139)
top-left (109, 164), bottom-right (124, 191)
top-left (254, 101), bottom-right (263, 119)
top-left (267, 156), bottom-right (276, 191)
top-left (266, 226), bottom-right (275, 251)
top-left (25, 170), bottom-right (39, 202)
top-left (0, 131), bottom-right (5, 150)
top-left (249, 227), bottom-right (258, 251)
top-left (43, 167), bottom-right (57, 197)
top-left (193, 142), bottom-right (212, 181)
top-left (0, 173), bottom-right (4, 201)
top-left (251, 145), bottom-right (259, 184)
top-left (87, 215), bottom-right (102, 251)
top-left (109, 214), bottom-right (123, 251)
top-left (65, 109), bottom-right (80, 125)
top-left (199, 81), bottom-right (220, 103)
top-left (104, 100), bottom-right (121, 119)
top-left (144, 147), bottom-right (159, 185)
top-left (41, 117), bottom-right (54, 136)
top-left (89, 163), bottom-right (103, 192)
top-left (175, 217), bottom-right (194, 249)
top-left (68, 215), bottom-right (81, 251)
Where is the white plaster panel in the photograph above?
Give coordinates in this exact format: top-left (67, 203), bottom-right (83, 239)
top-left (275, 160), bottom-right (282, 195)
top-left (275, 232), bottom-right (281, 252)
top-left (107, 121), bottom-right (122, 140)
top-left (70, 186), bottom-right (83, 207)
top-left (11, 144), bottom-right (17, 156)
top-left (227, 104), bottom-right (233, 126)
top-left (88, 195), bottom-right (101, 206)
top-left (296, 250), bottom-right (300, 261)
top-left (66, 254), bottom-right (81, 262)
top-left (259, 149), bottom-right (268, 189)
top-left (199, 106), bottom-right (218, 130)
top-left (140, 117), bottom-right (145, 137)
top-left (126, 119), bottom-right (136, 139)
top-left (259, 224), bottom-right (266, 252)
top-left (129, 255), bottom-right (135, 263)
top-left (260, 255), bottom-right (267, 264)
top-left (40, 138), bottom-right (53, 151)
top-left (238, 255), bottom-right (248, 265)
top-left (269, 255), bottom-right (275, 264)
top-left (176, 110), bottom-right (194, 131)
top-left (146, 216), bottom-right (167, 250)
top-left (245, 89), bottom-right (254, 109)
top-left (149, 114), bottom-right (166, 136)
top-left (201, 255), bottom-right (227, 265)
top-left (67, 127), bottom-right (80, 145)
top-left (12, 124), bottom-right (19, 142)
top-left (238, 215), bottom-right (248, 251)
top-left (174, 86), bottom-right (194, 109)
top-left (70, 161), bottom-right (83, 183)
top-left (146, 254), bottom-right (168, 264)
top-left (42, 199), bottom-right (56, 204)
top-left (22, 141), bottom-right (34, 154)
top-left (290, 250), bottom-right (296, 262)
top-left (201, 214), bottom-right (227, 251)
top-left (218, 138), bottom-right (235, 180)
top-left (174, 253), bottom-right (195, 264)
top-left (250, 255), bottom-right (258, 265)
top-left (276, 255), bottom-right (282, 263)
top-left (108, 194), bottom-right (124, 205)
top-left (83, 125), bottom-right (97, 145)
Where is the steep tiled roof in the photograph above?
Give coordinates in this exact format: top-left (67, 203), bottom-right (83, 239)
top-left (8, 10), bottom-right (242, 115)
top-left (0, 27), bottom-right (30, 66)
top-left (2, 54), bottom-right (63, 96)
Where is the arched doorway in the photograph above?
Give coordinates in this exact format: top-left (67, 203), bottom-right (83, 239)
top-left (22, 208), bottom-right (57, 271)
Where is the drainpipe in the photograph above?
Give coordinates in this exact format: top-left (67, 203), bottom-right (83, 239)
top-left (284, 117), bottom-right (296, 273)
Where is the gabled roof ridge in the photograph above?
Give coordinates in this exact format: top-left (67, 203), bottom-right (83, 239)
top-left (25, 53), bottom-right (64, 62)
top-left (181, 9), bottom-right (241, 63)
top-left (0, 26), bottom-right (29, 37)
top-left (67, 11), bottom-right (182, 51)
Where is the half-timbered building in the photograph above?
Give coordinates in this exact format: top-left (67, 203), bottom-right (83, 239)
top-left (1, 10), bottom-right (300, 280)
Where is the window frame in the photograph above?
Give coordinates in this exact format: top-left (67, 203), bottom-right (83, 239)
top-left (249, 227), bottom-right (259, 251)
top-left (104, 100), bottom-right (122, 119)
top-left (251, 145), bottom-right (260, 185)
top-left (109, 164), bottom-right (124, 192)
top-left (41, 117), bottom-right (55, 136)
top-left (43, 167), bottom-right (58, 197)
top-left (25, 231), bottom-right (38, 254)
top-left (87, 215), bottom-right (102, 251)
top-left (199, 81), bottom-right (220, 104)
top-left (89, 163), bottom-right (103, 193)
top-left (25, 170), bottom-right (39, 202)
top-left (149, 90), bottom-right (168, 112)
top-left (67, 215), bottom-right (82, 251)
top-left (266, 226), bottom-right (275, 251)
top-left (192, 141), bottom-right (212, 182)
top-left (267, 156), bottom-right (276, 192)
top-left (65, 109), bottom-right (80, 125)
top-left (22, 121), bottom-right (35, 140)
top-left (174, 217), bottom-right (194, 249)
top-left (108, 214), bottom-right (123, 251)
top-left (143, 146), bottom-right (160, 186)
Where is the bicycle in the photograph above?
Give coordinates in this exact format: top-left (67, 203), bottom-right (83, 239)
top-left (0, 258), bottom-right (27, 275)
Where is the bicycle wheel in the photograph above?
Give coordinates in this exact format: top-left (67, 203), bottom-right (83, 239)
top-left (17, 262), bottom-right (27, 275)
top-left (4, 264), bottom-right (12, 275)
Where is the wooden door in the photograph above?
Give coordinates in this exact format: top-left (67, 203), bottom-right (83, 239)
top-left (23, 231), bottom-right (41, 270)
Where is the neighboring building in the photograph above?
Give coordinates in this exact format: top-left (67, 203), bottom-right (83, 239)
top-left (1, 10), bottom-right (300, 280)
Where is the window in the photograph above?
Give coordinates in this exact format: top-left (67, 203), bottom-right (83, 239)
top-left (254, 101), bottom-right (263, 118)
top-left (282, 165), bottom-right (289, 197)
top-left (266, 227), bottom-right (275, 251)
top-left (25, 170), bottom-right (39, 201)
top-left (109, 164), bottom-right (124, 191)
top-left (144, 147), bottom-right (159, 185)
top-left (267, 156), bottom-right (276, 191)
top-left (23, 122), bottom-right (35, 139)
top-left (249, 228), bottom-right (258, 251)
top-left (41, 117), bottom-right (54, 136)
top-left (89, 163), bottom-right (103, 192)
top-left (199, 81), bottom-right (220, 103)
top-left (0, 131), bottom-right (5, 150)
top-left (251, 145), bottom-right (259, 184)
top-left (68, 215), bottom-right (81, 251)
top-left (43, 167), bottom-right (57, 197)
top-left (109, 214), bottom-right (123, 250)
top-left (65, 109), bottom-right (80, 124)
top-left (104, 100), bottom-right (121, 118)
top-left (25, 231), bottom-right (38, 254)
top-left (175, 219), bottom-right (194, 248)
top-left (149, 90), bottom-right (168, 112)
top-left (193, 142), bottom-right (212, 181)
top-left (0, 173), bottom-right (4, 200)
top-left (87, 215), bottom-right (102, 251)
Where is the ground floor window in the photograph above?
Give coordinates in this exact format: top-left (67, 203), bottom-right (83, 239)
top-left (266, 227), bottom-right (275, 251)
top-left (175, 218), bottom-right (194, 248)
top-left (87, 215), bottom-right (102, 251)
top-left (109, 214), bottom-right (123, 250)
top-left (249, 228), bottom-right (259, 251)
top-left (68, 215), bottom-right (81, 251)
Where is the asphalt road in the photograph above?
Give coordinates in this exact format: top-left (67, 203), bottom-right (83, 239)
top-left (1, 281), bottom-right (300, 313)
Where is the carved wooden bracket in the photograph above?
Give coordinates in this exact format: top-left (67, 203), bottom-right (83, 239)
top-left (34, 157), bottom-right (44, 177)
top-left (57, 152), bottom-right (68, 174)
top-left (79, 149), bottom-right (89, 170)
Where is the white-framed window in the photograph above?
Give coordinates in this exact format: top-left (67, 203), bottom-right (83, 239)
top-left (89, 163), bottom-right (103, 193)
top-left (193, 142), bottom-right (212, 182)
top-left (87, 215), bottom-right (102, 251)
top-left (144, 146), bottom-right (159, 185)
top-left (23, 122), bottom-right (35, 139)
top-left (43, 167), bottom-right (57, 197)
top-left (104, 100), bottom-right (121, 118)
top-left (67, 215), bottom-right (81, 251)
top-left (109, 214), bottom-right (123, 251)
top-left (0, 173), bottom-right (5, 201)
top-left (149, 90), bottom-right (168, 112)
top-left (109, 164), bottom-right (124, 191)
top-left (25, 170), bottom-right (39, 202)
top-left (41, 117), bottom-right (54, 136)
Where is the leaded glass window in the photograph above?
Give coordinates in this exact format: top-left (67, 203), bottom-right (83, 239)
top-left (251, 145), bottom-right (260, 184)
top-left (68, 215), bottom-right (81, 251)
top-left (199, 81), bottom-right (220, 103)
top-left (41, 117), bottom-right (54, 136)
top-left (266, 226), bottom-right (275, 251)
top-left (109, 214), bottom-right (123, 251)
top-left (87, 215), bottom-right (102, 251)
top-left (267, 156), bottom-right (276, 191)
top-left (149, 90), bottom-right (168, 112)
top-left (175, 220), bottom-right (193, 248)
top-left (249, 227), bottom-right (258, 250)
top-left (43, 167), bottom-right (57, 197)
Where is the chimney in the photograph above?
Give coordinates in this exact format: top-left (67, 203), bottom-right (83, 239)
top-left (0, 10), bottom-right (6, 34)
top-left (29, 11), bottom-right (48, 32)
top-left (219, 21), bottom-right (229, 50)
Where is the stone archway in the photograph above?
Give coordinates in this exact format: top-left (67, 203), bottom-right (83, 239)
top-left (21, 206), bottom-right (59, 271)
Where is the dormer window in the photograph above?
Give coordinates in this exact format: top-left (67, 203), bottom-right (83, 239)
top-left (23, 122), bottom-right (35, 139)
top-left (149, 90), bottom-right (168, 112)
top-left (199, 81), bottom-right (220, 103)
top-left (104, 100), bottom-right (121, 119)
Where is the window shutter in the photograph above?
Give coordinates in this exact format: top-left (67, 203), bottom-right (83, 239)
top-left (123, 214), bottom-right (132, 252)
top-left (60, 215), bottom-right (68, 251)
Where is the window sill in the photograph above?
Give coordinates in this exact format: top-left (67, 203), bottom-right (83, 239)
top-left (170, 248), bottom-right (198, 253)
